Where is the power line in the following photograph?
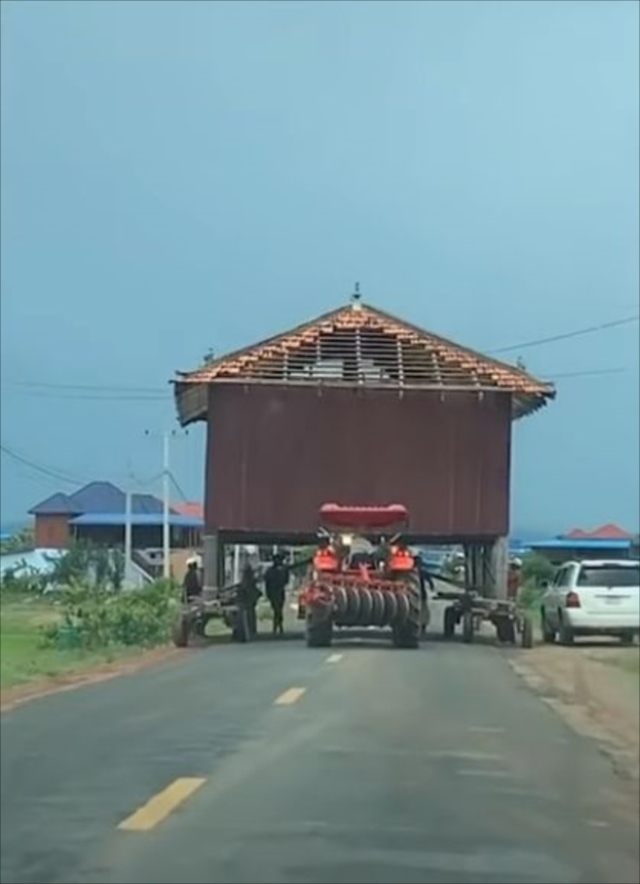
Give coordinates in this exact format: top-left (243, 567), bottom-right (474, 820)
top-left (0, 443), bottom-right (87, 486)
top-left (542, 367), bottom-right (628, 381)
top-left (489, 315), bottom-right (639, 355)
top-left (4, 380), bottom-right (167, 394)
top-left (168, 471), bottom-right (191, 503)
top-left (1, 314), bottom-right (637, 400)
top-left (1, 443), bottom-right (168, 493)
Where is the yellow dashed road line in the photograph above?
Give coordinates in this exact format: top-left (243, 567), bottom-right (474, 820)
top-left (275, 687), bottom-right (307, 706)
top-left (118, 777), bottom-right (206, 832)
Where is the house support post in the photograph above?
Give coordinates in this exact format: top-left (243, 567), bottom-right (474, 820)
top-left (202, 532), bottom-right (219, 597)
top-left (490, 536), bottom-right (509, 600)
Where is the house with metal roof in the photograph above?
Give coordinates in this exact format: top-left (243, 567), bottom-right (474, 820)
top-left (29, 482), bottom-right (203, 550)
top-left (526, 523), bottom-right (637, 564)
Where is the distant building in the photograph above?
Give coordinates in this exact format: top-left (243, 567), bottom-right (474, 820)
top-left (527, 523), bottom-right (636, 565)
top-left (29, 481), bottom-right (203, 550)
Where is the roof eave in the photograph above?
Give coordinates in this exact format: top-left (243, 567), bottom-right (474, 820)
top-left (174, 377), bottom-right (555, 426)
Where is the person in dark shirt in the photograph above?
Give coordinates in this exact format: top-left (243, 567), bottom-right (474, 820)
top-left (264, 554), bottom-right (289, 635)
top-left (238, 563), bottom-right (261, 638)
top-left (183, 558), bottom-right (202, 602)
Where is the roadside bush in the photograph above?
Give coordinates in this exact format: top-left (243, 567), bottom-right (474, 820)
top-left (520, 552), bottom-right (554, 588)
top-left (0, 565), bottom-right (50, 598)
top-left (40, 579), bottom-right (181, 651)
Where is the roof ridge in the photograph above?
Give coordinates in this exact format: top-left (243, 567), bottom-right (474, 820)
top-left (173, 298), bottom-right (556, 424)
top-left (176, 300), bottom-right (549, 386)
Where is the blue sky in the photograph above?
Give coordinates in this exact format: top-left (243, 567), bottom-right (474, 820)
top-left (1, 0), bottom-right (638, 535)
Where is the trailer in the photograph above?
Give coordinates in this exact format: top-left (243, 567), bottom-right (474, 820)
top-left (433, 576), bottom-right (533, 648)
top-left (171, 580), bottom-right (250, 647)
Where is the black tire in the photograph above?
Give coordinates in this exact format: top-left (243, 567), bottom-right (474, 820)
top-left (344, 586), bottom-right (361, 625)
top-left (462, 611), bottom-right (474, 644)
top-left (392, 577), bottom-right (420, 648)
top-left (619, 632), bottom-right (635, 645)
top-left (443, 606), bottom-right (457, 639)
top-left (558, 613), bottom-right (574, 646)
top-left (172, 613), bottom-right (190, 648)
top-left (334, 586), bottom-right (348, 621)
top-left (383, 591), bottom-right (399, 626)
top-left (358, 587), bottom-right (373, 624)
top-left (306, 615), bottom-right (333, 647)
top-left (521, 616), bottom-right (534, 649)
top-left (540, 609), bottom-right (556, 644)
top-left (231, 609), bottom-right (250, 643)
top-left (496, 617), bottom-right (516, 645)
top-left (371, 590), bottom-right (386, 626)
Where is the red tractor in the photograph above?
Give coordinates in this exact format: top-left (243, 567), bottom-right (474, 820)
top-left (298, 504), bottom-right (426, 649)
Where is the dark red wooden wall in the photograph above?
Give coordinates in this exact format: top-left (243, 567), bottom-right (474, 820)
top-left (205, 385), bottom-right (512, 540)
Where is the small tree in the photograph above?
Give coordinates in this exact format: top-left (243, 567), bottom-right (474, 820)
top-left (521, 551), bottom-right (554, 587)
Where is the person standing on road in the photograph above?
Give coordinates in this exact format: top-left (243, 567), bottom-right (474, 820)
top-left (238, 563), bottom-right (261, 638)
top-left (264, 553), bottom-right (289, 635)
top-left (183, 557), bottom-right (203, 602)
top-left (413, 554), bottom-right (433, 636)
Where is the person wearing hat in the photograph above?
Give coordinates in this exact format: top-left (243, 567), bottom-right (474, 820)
top-left (183, 556), bottom-right (203, 602)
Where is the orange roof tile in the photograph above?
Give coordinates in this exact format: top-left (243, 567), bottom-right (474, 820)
top-left (173, 300), bottom-right (555, 424)
top-left (171, 501), bottom-right (204, 519)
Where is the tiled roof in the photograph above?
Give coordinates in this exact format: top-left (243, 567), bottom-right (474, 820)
top-left (173, 300), bottom-right (555, 424)
top-left (562, 524), bottom-right (635, 541)
top-left (171, 501), bottom-right (204, 519)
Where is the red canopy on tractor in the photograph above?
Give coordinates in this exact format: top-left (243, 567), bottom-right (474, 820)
top-left (318, 504), bottom-right (408, 531)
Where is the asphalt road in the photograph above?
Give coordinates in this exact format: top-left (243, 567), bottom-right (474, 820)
top-left (1, 607), bottom-right (639, 884)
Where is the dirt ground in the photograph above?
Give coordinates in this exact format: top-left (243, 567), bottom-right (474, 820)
top-left (509, 640), bottom-right (640, 785)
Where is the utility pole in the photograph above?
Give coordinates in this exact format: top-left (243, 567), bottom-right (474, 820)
top-left (124, 489), bottom-right (133, 585)
top-left (144, 428), bottom-right (177, 581)
top-left (162, 430), bottom-right (171, 580)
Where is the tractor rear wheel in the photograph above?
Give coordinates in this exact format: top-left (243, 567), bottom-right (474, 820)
top-left (443, 606), bottom-right (457, 639)
top-left (391, 576), bottom-right (421, 649)
top-left (462, 611), bottom-right (475, 643)
top-left (306, 615), bottom-right (333, 647)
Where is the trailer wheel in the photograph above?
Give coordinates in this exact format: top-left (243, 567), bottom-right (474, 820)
top-left (496, 617), bottom-right (516, 644)
top-left (172, 613), bottom-right (190, 648)
top-left (462, 611), bottom-right (475, 643)
top-left (521, 616), bottom-right (534, 649)
top-left (306, 615), bottom-right (333, 647)
top-left (194, 616), bottom-right (207, 638)
top-left (443, 606), bottom-right (457, 639)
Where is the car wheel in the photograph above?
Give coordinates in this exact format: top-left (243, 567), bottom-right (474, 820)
top-left (559, 612), bottom-right (574, 646)
top-left (619, 632), bottom-right (635, 645)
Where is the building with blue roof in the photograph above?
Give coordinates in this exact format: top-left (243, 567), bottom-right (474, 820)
top-left (29, 481), bottom-right (203, 550)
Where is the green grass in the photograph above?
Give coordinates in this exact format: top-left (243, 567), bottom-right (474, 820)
top-left (0, 598), bottom-right (138, 690)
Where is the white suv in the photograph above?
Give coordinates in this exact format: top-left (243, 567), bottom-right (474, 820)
top-left (540, 559), bottom-right (639, 645)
